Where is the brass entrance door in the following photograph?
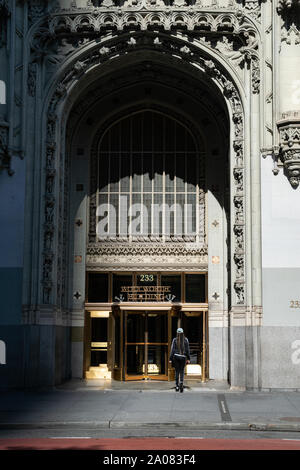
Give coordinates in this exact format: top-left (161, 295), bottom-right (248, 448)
top-left (124, 311), bottom-right (168, 380)
top-left (182, 310), bottom-right (208, 382)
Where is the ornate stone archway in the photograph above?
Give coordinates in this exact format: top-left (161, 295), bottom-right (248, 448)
top-left (22, 2), bottom-right (264, 389)
top-left (41, 32), bottom-right (246, 307)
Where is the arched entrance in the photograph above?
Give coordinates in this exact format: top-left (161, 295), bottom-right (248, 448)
top-left (63, 54), bottom-right (232, 382)
top-left (20, 3), bottom-right (264, 390)
top-left (23, 24), bottom-right (262, 388)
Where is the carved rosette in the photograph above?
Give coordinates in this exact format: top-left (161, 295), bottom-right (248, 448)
top-left (278, 112), bottom-right (300, 188)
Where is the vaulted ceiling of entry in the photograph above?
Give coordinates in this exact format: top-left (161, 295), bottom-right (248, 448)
top-left (68, 55), bottom-right (230, 153)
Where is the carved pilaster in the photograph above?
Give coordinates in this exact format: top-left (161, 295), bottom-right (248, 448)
top-left (278, 112), bottom-right (300, 188)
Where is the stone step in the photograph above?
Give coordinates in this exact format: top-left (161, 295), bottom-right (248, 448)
top-left (86, 365), bottom-right (111, 379)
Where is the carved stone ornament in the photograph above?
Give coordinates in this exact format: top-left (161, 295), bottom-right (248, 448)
top-left (0, 119), bottom-right (14, 176)
top-left (278, 0), bottom-right (300, 44)
top-left (28, 4), bottom-right (260, 92)
top-left (243, 0), bottom-right (261, 22)
top-left (277, 0), bottom-right (300, 13)
top-left (86, 242), bottom-right (208, 271)
top-left (234, 281), bottom-right (245, 305)
top-left (28, 62), bottom-right (37, 97)
top-left (278, 111), bottom-right (300, 188)
top-left (28, 0), bottom-right (47, 25)
top-left (47, 7), bottom-right (260, 44)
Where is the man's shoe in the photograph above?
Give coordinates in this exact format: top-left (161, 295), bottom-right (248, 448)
top-left (180, 383), bottom-right (184, 393)
top-left (175, 385), bottom-right (179, 392)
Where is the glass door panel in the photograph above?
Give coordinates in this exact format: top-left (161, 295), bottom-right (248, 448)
top-left (147, 313), bottom-right (167, 343)
top-left (125, 311), bottom-right (168, 380)
top-left (126, 345), bottom-right (145, 376)
top-left (126, 312), bottom-right (145, 343)
top-left (182, 311), bottom-right (208, 381)
top-left (147, 345), bottom-right (168, 376)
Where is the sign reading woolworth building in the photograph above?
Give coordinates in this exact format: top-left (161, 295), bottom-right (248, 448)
top-left (0, 0), bottom-right (300, 390)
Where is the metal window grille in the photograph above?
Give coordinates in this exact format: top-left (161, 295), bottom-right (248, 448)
top-left (97, 110), bottom-right (204, 241)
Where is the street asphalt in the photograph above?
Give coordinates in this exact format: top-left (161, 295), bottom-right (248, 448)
top-left (1, 379), bottom-right (300, 433)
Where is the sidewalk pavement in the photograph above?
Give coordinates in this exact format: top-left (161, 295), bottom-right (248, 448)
top-left (1, 379), bottom-right (300, 432)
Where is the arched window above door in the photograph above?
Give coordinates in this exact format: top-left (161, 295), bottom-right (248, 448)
top-left (95, 109), bottom-right (205, 242)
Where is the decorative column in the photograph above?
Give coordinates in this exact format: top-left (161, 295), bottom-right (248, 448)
top-left (277, 0), bottom-right (300, 187)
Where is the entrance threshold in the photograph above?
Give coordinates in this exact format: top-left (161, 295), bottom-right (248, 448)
top-left (81, 378), bottom-right (229, 392)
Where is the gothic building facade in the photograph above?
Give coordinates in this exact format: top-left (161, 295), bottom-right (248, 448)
top-left (0, 0), bottom-right (300, 389)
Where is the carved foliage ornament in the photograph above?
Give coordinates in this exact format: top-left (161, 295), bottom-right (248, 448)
top-left (40, 31), bottom-right (245, 307)
top-left (278, 112), bottom-right (300, 188)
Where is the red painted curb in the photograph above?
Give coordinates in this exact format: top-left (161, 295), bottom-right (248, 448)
top-left (0, 438), bottom-right (300, 450)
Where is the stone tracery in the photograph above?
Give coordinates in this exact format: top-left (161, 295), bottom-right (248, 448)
top-left (28, 4), bottom-right (261, 94)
